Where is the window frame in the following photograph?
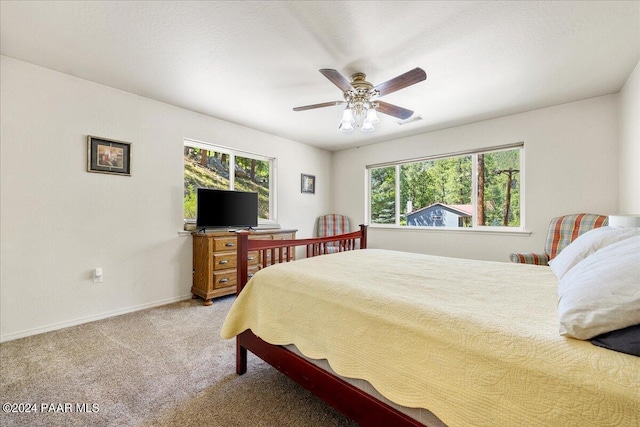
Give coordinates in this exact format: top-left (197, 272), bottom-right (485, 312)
top-left (184, 138), bottom-right (278, 226)
top-left (366, 142), bottom-right (525, 232)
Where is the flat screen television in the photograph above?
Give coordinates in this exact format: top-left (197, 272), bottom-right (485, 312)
top-left (196, 188), bottom-right (258, 229)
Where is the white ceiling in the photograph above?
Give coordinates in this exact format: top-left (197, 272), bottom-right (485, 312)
top-left (1, 1), bottom-right (639, 151)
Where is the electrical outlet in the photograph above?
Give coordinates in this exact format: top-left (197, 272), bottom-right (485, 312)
top-left (93, 268), bottom-right (103, 283)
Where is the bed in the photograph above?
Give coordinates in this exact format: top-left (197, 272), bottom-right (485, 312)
top-left (221, 225), bottom-right (640, 427)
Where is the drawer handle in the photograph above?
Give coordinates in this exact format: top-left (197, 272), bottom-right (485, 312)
top-left (248, 256), bottom-right (254, 261)
top-left (225, 242), bottom-right (235, 247)
top-left (219, 260), bottom-right (229, 264)
top-left (248, 274), bottom-right (254, 278)
top-left (219, 278), bottom-right (229, 283)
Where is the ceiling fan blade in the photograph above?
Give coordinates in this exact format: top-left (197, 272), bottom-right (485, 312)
top-left (319, 69), bottom-right (354, 93)
top-left (373, 68), bottom-right (427, 97)
top-left (375, 101), bottom-right (414, 120)
top-left (293, 100), bottom-right (345, 111)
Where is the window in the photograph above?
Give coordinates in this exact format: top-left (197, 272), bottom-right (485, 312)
top-left (184, 139), bottom-right (276, 224)
top-left (368, 143), bottom-right (523, 229)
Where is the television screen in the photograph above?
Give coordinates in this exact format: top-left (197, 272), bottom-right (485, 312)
top-left (196, 189), bottom-right (258, 229)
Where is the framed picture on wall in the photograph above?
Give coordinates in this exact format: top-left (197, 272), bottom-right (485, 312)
top-left (87, 135), bottom-right (131, 176)
top-left (301, 173), bottom-right (315, 194)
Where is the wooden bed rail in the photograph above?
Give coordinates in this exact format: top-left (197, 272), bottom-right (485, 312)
top-left (236, 224), bottom-right (368, 295)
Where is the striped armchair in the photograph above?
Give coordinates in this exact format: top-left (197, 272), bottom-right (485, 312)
top-left (317, 214), bottom-right (350, 254)
top-left (509, 213), bottom-right (608, 265)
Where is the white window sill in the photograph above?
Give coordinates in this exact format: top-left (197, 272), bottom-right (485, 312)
top-left (369, 224), bottom-right (531, 236)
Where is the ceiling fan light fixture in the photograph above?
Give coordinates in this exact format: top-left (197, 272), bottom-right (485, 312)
top-left (361, 120), bottom-right (375, 132)
top-left (365, 107), bottom-right (379, 124)
top-left (340, 107), bottom-right (355, 124)
top-left (339, 121), bottom-right (354, 132)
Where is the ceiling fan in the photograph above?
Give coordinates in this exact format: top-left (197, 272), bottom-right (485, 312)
top-left (293, 67), bottom-right (427, 132)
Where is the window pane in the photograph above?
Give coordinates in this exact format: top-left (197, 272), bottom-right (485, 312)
top-left (370, 166), bottom-right (396, 224)
top-left (477, 149), bottom-right (520, 227)
top-left (401, 156), bottom-right (472, 227)
top-left (234, 155), bottom-right (270, 220)
top-left (367, 145), bottom-right (522, 230)
top-left (183, 147), bottom-right (230, 220)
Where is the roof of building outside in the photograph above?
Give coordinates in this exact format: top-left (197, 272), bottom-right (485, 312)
top-left (407, 202), bottom-right (472, 217)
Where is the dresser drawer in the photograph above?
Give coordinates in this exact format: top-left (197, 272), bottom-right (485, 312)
top-left (247, 265), bottom-right (259, 279)
top-left (212, 236), bottom-right (237, 252)
top-left (212, 270), bottom-right (235, 289)
top-left (247, 251), bottom-right (259, 265)
top-left (213, 251), bottom-right (260, 270)
top-left (212, 265), bottom-right (259, 289)
top-left (213, 252), bottom-right (237, 270)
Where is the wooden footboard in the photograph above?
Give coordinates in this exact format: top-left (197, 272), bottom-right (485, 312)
top-left (232, 224), bottom-right (428, 426)
top-left (235, 224), bottom-right (368, 294)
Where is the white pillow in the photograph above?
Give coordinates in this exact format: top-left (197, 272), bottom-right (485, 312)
top-left (557, 235), bottom-right (640, 340)
top-left (549, 226), bottom-right (640, 280)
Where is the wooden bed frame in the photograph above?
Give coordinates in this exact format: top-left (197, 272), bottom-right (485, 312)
top-left (234, 225), bottom-right (426, 427)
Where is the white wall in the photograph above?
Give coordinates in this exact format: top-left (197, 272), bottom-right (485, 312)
top-left (333, 95), bottom-right (620, 261)
top-left (619, 60), bottom-right (640, 213)
top-left (0, 56), bottom-right (331, 341)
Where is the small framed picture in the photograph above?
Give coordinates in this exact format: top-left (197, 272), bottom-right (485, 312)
top-left (301, 173), bottom-right (315, 194)
top-left (87, 136), bottom-right (131, 176)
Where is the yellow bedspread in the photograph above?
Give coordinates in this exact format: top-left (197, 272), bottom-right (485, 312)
top-left (221, 249), bottom-right (640, 427)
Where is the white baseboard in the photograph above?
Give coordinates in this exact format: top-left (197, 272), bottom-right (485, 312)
top-left (0, 294), bottom-right (193, 343)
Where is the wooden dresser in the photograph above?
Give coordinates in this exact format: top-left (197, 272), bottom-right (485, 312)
top-left (191, 229), bottom-right (297, 305)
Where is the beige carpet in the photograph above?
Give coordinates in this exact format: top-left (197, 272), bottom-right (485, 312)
top-left (0, 296), bottom-right (357, 426)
